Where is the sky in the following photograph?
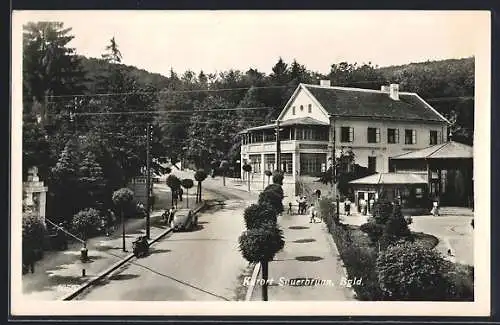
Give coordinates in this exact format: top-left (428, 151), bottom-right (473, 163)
top-left (14, 10), bottom-right (488, 77)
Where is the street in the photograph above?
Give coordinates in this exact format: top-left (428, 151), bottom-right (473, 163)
top-left (76, 180), bottom-right (255, 301)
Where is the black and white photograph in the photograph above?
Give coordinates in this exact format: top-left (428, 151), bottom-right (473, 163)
top-left (11, 10), bottom-right (491, 316)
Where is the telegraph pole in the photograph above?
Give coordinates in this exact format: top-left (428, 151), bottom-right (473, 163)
top-left (276, 120), bottom-right (281, 172)
top-left (145, 123), bottom-right (152, 239)
top-left (332, 120), bottom-right (340, 217)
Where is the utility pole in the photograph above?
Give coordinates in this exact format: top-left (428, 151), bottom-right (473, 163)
top-left (145, 123), bottom-right (152, 239)
top-left (332, 120), bottom-right (340, 217)
top-left (276, 120), bottom-right (281, 172)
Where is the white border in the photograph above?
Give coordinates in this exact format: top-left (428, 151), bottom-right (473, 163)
top-left (11, 10), bottom-right (491, 317)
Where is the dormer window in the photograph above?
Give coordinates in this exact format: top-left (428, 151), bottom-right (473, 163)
top-left (292, 106), bottom-right (296, 115)
top-left (300, 105), bottom-right (304, 111)
top-left (308, 104), bottom-right (312, 113)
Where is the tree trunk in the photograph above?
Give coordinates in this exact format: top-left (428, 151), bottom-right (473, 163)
top-left (223, 172), bottom-right (226, 186)
top-left (186, 188), bottom-right (189, 208)
top-left (261, 260), bottom-right (269, 301)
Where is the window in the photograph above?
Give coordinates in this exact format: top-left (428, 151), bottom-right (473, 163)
top-left (300, 105), bottom-right (304, 111)
top-left (368, 156), bottom-right (377, 173)
top-left (249, 154), bottom-right (262, 173)
top-left (367, 127), bottom-right (380, 143)
top-left (430, 130), bottom-right (438, 145)
top-left (405, 129), bottom-right (416, 144)
top-left (387, 128), bottom-right (399, 144)
top-left (280, 153), bottom-right (293, 175)
top-left (264, 154), bottom-right (275, 171)
top-left (292, 106), bottom-right (296, 115)
top-left (341, 127), bottom-right (354, 143)
top-left (415, 187), bottom-right (423, 199)
top-left (300, 153), bottom-right (327, 176)
top-left (308, 104), bottom-right (312, 113)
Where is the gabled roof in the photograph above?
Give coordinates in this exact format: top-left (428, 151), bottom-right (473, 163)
top-left (240, 116), bottom-right (329, 133)
top-left (390, 141), bottom-right (473, 160)
top-left (349, 173), bottom-right (427, 185)
top-left (299, 84), bottom-right (449, 123)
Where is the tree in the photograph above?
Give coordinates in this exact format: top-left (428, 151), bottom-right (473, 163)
top-left (264, 170), bottom-right (272, 186)
top-left (166, 174), bottom-right (181, 207)
top-left (181, 178), bottom-right (194, 208)
top-left (101, 37), bottom-right (122, 63)
top-left (22, 111), bottom-right (51, 180)
top-left (22, 212), bottom-right (46, 266)
top-left (380, 203), bottom-right (413, 249)
top-left (242, 164), bottom-right (252, 192)
top-left (49, 140), bottom-right (81, 222)
top-left (238, 222), bottom-right (285, 301)
top-left (376, 241), bottom-right (451, 300)
top-left (194, 169), bottom-right (208, 203)
top-left (258, 184), bottom-right (284, 215)
top-left (112, 188), bottom-right (134, 251)
top-left (219, 160), bottom-right (230, 186)
top-left (272, 170), bottom-right (284, 185)
top-left (243, 203), bottom-right (277, 229)
top-left (71, 208), bottom-right (102, 240)
top-left (78, 151), bottom-right (106, 210)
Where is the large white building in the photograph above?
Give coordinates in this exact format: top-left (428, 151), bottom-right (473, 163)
top-left (239, 80), bottom-right (450, 199)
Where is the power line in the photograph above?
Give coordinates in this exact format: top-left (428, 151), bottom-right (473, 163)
top-left (46, 85), bottom-right (292, 99)
top-left (63, 107), bottom-right (273, 117)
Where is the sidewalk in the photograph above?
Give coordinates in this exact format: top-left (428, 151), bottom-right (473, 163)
top-left (250, 212), bottom-right (356, 301)
top-left (22, 185), bottom-right (197, 300)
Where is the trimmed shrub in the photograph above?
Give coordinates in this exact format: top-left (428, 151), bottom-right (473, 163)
top-left (242, 164), bottom-right (252, 173)
top-left (243, 203), bottom-right (277, 229)
top-left (373, 199), bottom-right (394, 225)
top-left (376, 241), bottom-right (451, 300)
top-left (272, 170), bottom-right (284, 185)
top-left (258, 184), bottom-right (284, 214)
top-left (380, 204), bottom-right (413, 248)
top-left (238, 223), bottom-right (285, 263)
top-left (341, 246), bottom-right (383, 300)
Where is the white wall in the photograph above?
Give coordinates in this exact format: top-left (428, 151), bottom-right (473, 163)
top-left (280, 87), bottom-right (330, 123)
top-left (333, 118), bottom-right (447, 173)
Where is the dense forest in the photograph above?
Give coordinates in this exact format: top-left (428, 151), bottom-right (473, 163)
top-left (22, 22), bottom-right (474, 222)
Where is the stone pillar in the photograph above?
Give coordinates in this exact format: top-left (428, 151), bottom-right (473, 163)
top-left (23, 167), bottom-right (48, 225)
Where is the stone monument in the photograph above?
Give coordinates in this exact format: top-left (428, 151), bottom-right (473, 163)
top-left (23, 166), bottom-right (48, 225)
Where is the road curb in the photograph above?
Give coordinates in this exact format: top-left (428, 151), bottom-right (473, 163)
top-left (62, 202), bottom-right (207, 301)
top-left (244, 262), bottom-right (261, 301)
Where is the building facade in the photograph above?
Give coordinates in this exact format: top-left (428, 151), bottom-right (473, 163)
top-left (239, 81), bottom-right (450, 199)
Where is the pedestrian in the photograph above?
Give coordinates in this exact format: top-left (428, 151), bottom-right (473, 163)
top-left (288, 202), bottom-right (292, 215)
top-left (432, 197), bottom-right (440, 216)
top-left (172, 190), bottom-right (178, 209)
top-left (178, 188), bottom-right (184, 202)
top-left (168, 207), bottom-right (175, 225)
top-left (369, 197), bottom-right (375, 215)
top-left (308, 203), bottom-right (317, 223)
top-left (345, 197), bottom-right (351, 216)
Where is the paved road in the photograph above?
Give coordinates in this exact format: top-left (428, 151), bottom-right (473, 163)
top-left (76, 182), bottom-right (255, 301)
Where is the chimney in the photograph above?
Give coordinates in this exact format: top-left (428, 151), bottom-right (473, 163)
top-left (380, 85), bottom-right (390, 93)
top-left (389, 83), bottom-right (399, 100)
top-left (319, 79), bottom-right (331, 87)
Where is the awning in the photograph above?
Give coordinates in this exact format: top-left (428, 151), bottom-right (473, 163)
top-left (349, 173), bottom-right (427, 185)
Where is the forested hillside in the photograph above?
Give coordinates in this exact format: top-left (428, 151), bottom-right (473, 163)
top-left (22, 22), bottom-right (475, 222)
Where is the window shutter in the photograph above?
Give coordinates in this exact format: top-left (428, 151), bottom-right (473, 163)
top-left (396, 129), bottom-right (399, 143)
top-left (412, 130), bottom-right (417, 144)
top-left (350, 127), bottom-right (354, 142)
top-left (376, 128), bottom-right (380, 143)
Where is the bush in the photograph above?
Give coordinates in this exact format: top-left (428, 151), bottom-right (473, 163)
top-left (72, 208), bottom-right (103, 240)
top-left (373, 199), bottom-right (393, 225)
top-left (242, 164), bottom-right (252, 173)
top-left (243, 203), bottom-right (277, 229)
top-left (318, 197), bottom-right (336, 229)
top-left (445, 263), bottom-right (474, 301)
top-left (380, 204), bottom-right (412, 248)
top-left (360, 222), bottom-right (384, 244)
top-left (258, 184), bottom-right (284, 214)
top-left (376, 241), bottom-right (451, 300)
top-left (112, 187), bottom-right (134, 217)
top-left (272, 170), bottom-right (284, 185)
top-left (166, 174), bottom-right (181, 190)
top-left (341, 246), bottom-right (383, 300)
top-left (264, 170), bottom-right (272, 177)
top-left (22, 212), bottom-right (47, 262)
top-left (238, 223), bottom-right (285, 263)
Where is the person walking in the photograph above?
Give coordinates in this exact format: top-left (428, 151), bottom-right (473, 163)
top-left (288, 202), bottom-right (293, 215)
top-left (178, 188), bottom-right (184, 202)
top-left (345, 197), bottom-right (351, 216)
top-left (308, 203), bottom-right (317, 223)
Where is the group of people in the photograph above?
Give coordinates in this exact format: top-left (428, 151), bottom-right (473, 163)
top-left (161, 207), bottom-right (176, 225)
top-left (288, 195), bottom-right (319, 223)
